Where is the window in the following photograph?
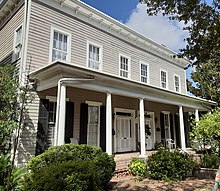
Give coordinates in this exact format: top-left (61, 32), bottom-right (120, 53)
top-left (86, 101), bottom-right (102, 146)
top-left (13, 26), bottom-right (22, 60)
top-left (119, 54), bottom-right (130, 78)
top-left (51, 29), bottom-right (70, 62)
top-left (161, 70), bottom-right (167, 89)
top-left (140, 63), bottom-right (149, 84)
top-left (87, 42), bottom-right (102, 70)
top-left (174, 75), bottom-right (180, 92)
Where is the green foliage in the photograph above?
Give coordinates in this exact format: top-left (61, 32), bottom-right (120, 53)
top-left (0, 65), bottom-right (19, 154)
top-left (27, 144), bottom-right (115, 191)
top-left (0, 154), bottom-right (27, 191)
top-left (201, 153), bottom-right (220, 169)
top-left (128, 158), bottom-right (146, 177)
top-left (190, 108), bottom-right (220, 154)
top-left (146, 150), bottom-right (194, 181)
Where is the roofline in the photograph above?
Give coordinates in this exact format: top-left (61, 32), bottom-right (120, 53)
top-left (29, 61), bottom-right (217, 107)
top-left (60, 0), bottom-right (190, 66)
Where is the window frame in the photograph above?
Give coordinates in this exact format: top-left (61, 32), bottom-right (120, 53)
top-left (160, 69), bottom-right (168, 89)
top-left (86, 41), bottom-right (103, 71)
top-left (13, 24), bottom-right (23, 61)
top-left (85, 101), bottom-right (102, 147)
top-left (174, 74), bottom-right (181, 93)
top-left (49, 27), bottom-right (71, 63)
top-left (140, 61), bottom-right (149, 84)
top-left (119, 53), bottom-right (131, 79)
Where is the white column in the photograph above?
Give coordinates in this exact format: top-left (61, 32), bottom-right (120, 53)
top-left (106, 92), bottom-right (112, 155)
top-left (57, 83), bottom-right (66, 146)
top-left (179, 106), bottom-right (186, 151)
top-left (195, 109), bottom-right (199, 122)
top-left (139, 98), bottom-right (146, 157)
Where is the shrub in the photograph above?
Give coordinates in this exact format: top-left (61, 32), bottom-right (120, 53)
top-left (128, 158), bottom-right (146, 177)
top-left (146, 150), bottom-right (194, 181)
top-left (27, 144), bottom-right (115, 191)
top-left (201, 153), bottom-right (220, 169)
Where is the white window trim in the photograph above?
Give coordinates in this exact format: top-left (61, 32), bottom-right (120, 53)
top-left (119, 53), bottom-right (131, 79)
top-left (139, 61), bottom-right (150, 84)
top-left (160, 69), bottom-right (168, 89)
top-left (13, 24), bottom-right (23, 61)
top-left (174, 74), bottom-right (181, 93)
top-left (49, 26), bottom-right (71, 64)
top-left (86, 101), bottom-right (102, 147)
top-left (86, 40), bottom-right (103, 71)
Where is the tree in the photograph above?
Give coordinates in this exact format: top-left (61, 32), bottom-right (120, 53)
top-left (140, 0), bottom-right (220, 104)
top-left (0, 64), bottom-right (33, 165)
top-left (190, 108), bottom-right (220, 154)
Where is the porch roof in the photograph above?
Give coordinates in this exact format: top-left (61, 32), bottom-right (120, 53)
top-left (29, 61), bottom-right (217, 111)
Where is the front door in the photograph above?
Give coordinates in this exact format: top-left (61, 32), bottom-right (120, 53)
top-left (145, 116), bottom-right (154, 150)
top-left (117, 117), bottom-right (132, 152)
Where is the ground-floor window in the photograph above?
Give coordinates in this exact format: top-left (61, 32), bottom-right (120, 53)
top-left (87, 101), bottom-right (101, 146)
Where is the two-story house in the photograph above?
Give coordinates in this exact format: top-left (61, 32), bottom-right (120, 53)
top-left (0, 0), bottom-right (216, 164)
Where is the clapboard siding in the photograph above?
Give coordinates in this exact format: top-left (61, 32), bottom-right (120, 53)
top-left (0, 6), bottom-right (24, 63)
top-left (18, 92), bottom-right (40, 164)
top-left (27, 1), bottom-right (187, 94)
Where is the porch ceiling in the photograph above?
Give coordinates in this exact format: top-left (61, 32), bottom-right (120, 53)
top-left (29, 61), bottom-right (217, 111)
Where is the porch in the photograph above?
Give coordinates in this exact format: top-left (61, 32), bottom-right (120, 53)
top-left (29, 62), bottom-right (214, 158)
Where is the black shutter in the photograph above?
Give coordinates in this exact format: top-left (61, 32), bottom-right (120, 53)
top-left (79, 103), bottom-right (88, 144)
top-left (100, 106), bottom-right (106, 152)
top-left (170, 113), bottom-right (174, 140)
top-left (36, 99), bottom-right (49, 156)
top-left (65, 102), bottom-right (74, 144)
top-left (174, 114), bottom-right (181, 147)
top-left (160, 112), bottom-right (165, 145)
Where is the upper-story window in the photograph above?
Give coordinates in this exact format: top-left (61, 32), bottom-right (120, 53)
top-left (51, 28), bottom-right (71, 63)
top-left (13, 25), bottom-right (22, 60)
top-left (119, 54), bottom-right (130, 78)
top-left (174, 75), bottom-right (180, 92)
top-left (140, 62), bottom-right (149, 84)
top-left (161, 70), bottom-right (168, 89)
top-left (87, 41), bottom-right (102, 70)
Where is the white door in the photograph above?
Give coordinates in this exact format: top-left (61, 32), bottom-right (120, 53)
top-left (117, 117), bottom-right (131, 152)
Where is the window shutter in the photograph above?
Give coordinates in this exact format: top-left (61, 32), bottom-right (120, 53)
top-left (100, 106), bottom-right (106, 152)
top-left (169, 113), bottom-right (174, 140)
top-left (36, 99), bottom-right (49, 156)
top-left (79, 103), bottom-right (88, 144)
top-left (174, 114), bottom-right (181, 147)
top-left (65, 102), bottom-right (74, 144)
top-left (160, 112), bottom-right (165, 145)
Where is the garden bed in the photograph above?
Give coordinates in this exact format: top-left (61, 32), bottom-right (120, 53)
top-left (192, 167), bottom-right (217, 179)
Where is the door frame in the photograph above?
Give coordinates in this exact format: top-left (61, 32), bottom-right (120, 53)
top-left (113, 108), bottom-right (135, 153)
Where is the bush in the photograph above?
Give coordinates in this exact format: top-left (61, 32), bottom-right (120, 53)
top-left (27, 144), bottom-right (115, 191)
top-left (146, 150), bottom-right (194, 181)
top-left (201, 153), bottom-right (220, 169)
top-left (128, 158), bottom-right (146, 177)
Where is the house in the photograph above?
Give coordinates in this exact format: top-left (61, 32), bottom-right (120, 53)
top-left (0, 0), bottom-right (216, 164)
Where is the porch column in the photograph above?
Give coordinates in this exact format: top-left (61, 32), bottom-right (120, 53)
top-left (139, 98), bottom-right (146, 157)
top-left (106, 92), bottom-right (112, 155)
top-left (179, 106), bottom-right (186, 151)
top-left (57, 83), bottom-right (66, 146)
top-left (195, 109), bottom-right (199, 122)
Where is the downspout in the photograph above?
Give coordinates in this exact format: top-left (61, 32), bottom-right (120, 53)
top-left (54, 78), bottom-right (94, 146)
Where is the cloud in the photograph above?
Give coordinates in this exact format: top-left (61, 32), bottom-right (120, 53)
top-left (125, 3), bottom-right (188, 52)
